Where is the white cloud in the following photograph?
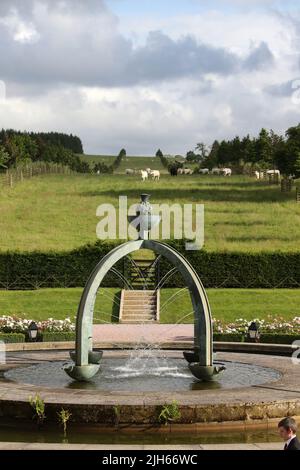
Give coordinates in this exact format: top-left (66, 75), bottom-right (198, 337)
top-left (0, 0), bottom-right (300, 153)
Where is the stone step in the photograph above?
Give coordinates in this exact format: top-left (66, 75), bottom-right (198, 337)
top-left (123, 298), bottom-right (156, 302)
top-left (123, 302), bottom-right (156, 310)
top-left (121, 319), bottom-right (156, 324)
top-left (123, 297), bottom-right (156, 301)
top-left (124, 292), bottom-right (156, 296)
top-left (122, 315), bottom-right (155, 320)
top-left (124, 290), bottom-right (155, 294)
top-left (122, 310), bottom-right (156, 315)
top-left (122, 312), bottom-right (156, 317)
top-left (120, 289), bottom-right (158, 324)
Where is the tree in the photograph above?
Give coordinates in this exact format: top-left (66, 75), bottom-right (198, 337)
top-left (156, 149), bottom-right (163, 158)
top-left (195, 142), bottom-right (208, 161)
top-left (241, 135), bottom-right (256, 163)
top-left (0, 145), bottom-right (9, 169)
top-left (294, 151), bottom-right (300, 178)
top-left (277, 124), bottom-right (300, 176)
top-left (256, 128), bottom-right (273, 166)
top-left (119, 148), bottom-right (126, 158)
top-left (186, 150), bottom-right (197, 162)
top-left (203, 140), bottom-right (219, 169)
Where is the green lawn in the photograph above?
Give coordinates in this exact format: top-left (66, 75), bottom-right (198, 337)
top-left (0, 288), bottom-right (299, 324)
top-left (1, 173), bottom-right (300, 252)
top-left (80, 154), bottom-right (171, 173)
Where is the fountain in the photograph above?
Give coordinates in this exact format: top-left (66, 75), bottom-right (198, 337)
top-left (1, 194), bottom-right (295, 436)
top-left (65, 194), bottom-right (225, 382)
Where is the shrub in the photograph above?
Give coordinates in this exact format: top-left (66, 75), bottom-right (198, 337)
top-left (1, 239), bottom-right (300, 289)
top-left (213, 333), bottom-right (243, 342)
top-left (29, 394), bottom-right (46, 426)
top-left (0, 333), bottom-right (25, 343)
top-left (41, 331), bottom-right (75, 342)
top-left (158, 400), bottom-right (181, 425)
top-left (259, 333), bottom-right (300, 344)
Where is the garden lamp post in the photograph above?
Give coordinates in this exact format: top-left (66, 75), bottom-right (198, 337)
top-left (247, 321), bottom-right (260, 343)
top-left (28, 321), bottom-right (39, 342)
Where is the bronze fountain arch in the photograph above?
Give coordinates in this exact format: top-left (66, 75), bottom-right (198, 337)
top-left (65, 238), bottom-right (224, 382)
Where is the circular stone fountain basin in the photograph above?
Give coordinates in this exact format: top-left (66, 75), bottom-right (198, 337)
top-left (5, 355), bottom-right (281, 392)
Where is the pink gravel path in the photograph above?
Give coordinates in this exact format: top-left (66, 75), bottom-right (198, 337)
top-left (93, 324), bottom-right (193, 345)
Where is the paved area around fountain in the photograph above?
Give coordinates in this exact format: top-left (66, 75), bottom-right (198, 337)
top-left (0, 442), bottom-right (284, 450)
top-left (92, 324), bottom-right (194, 344)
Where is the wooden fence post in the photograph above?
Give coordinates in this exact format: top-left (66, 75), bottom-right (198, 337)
top-left (281, 178), bottom-right (293, 193)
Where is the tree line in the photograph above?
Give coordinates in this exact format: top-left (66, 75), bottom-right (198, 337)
top-left (0, 129), bottom-right (87, 173)
top-left (186, 124), bottom-right (300, 177)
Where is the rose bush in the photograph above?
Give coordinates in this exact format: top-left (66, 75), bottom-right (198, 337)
top-left (0, 316), bottom-right (75, 333)
top-left (213, 316), bottom-right (300, 335)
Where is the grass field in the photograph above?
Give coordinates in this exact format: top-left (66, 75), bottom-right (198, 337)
top-left (1, 173), bottom-right (300, 252)
top-left (0, 288), bottom-right (299, 324)
top-left (80, 154), bottom-right (172, 173)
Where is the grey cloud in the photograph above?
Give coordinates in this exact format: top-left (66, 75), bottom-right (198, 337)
top-left (264, 80), bottom-right (297, 97)
top-left (0, 1), bottom-right (275, 91)
top-left (0, 0), bottom-right (107, 16)
top-left (127, 31), bottom-right (238, 83)
top-left (243, 41), bottom-right (274, 70)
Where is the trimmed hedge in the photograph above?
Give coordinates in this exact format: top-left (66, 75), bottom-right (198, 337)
top-left (0, 333), bottom-right (26, 343)
top-left (259, 333), bottom-right (300, 344)
top-left (213, 333), bottom-right (300, 344)
top-left (0, 239), bottom-right (300, 289)
top-left (213, 333), bottom-right (243, 342)
top-left (41, 331), bottom-right (75, 342)
top-left (0, 331), bottom-right (298, 344)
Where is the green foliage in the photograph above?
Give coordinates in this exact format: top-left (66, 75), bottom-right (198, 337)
top-left (157, 152), bottom-right (169, 168)
top-left (156, 149), bottom-right (163, 158)
top-left (41, 331), bottom-right (75, 342)
top-left (0, 129), bottom-right (84, 171)
top-left (158, 401), bottom-right (181, 425)
top-left (118, 148), bottom-right (126, 158)
top-left (57, 408), bottom-right (72, 436)
top-left (213, 333), bottom-right (244, 342)
top-left (259, 333), bottom-right (300, 344)
top-left (29, 394), bottom-right (46, 425)
top-left (93, 162), bottom-right (113, 174)
top-left (113, 405), bottom-right (121, 427)
top-left (294, 152), bottom-right (300, 178)
top-left (0, 333), bottom-right (25, 343)
top-left (167, 160), bottom-right (183, 175)
top-left (201, 127), bottom-right (286, 173)
top-left (213, 333), bottom-right (300, 344)
top-left (186, 150), bottom-right (198, 162)
top-left (0, 145), bottom-right (9, 169)
top-left (92, 148), bottom-right (125, 174)
top-left (1, 240), bottom-right (300, 289)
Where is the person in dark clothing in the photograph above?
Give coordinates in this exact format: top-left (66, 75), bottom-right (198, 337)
top-left (278, 417), bottom-right (300, 450)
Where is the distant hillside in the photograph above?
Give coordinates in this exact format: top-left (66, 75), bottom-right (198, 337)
top-left (81, 154), bottom-right (176, 173)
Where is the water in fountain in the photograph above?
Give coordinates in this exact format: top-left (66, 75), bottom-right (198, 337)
top-left (108, 339), bottom-right (190, 380)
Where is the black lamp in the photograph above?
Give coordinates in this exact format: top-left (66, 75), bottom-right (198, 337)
top-left (28, 321), bottom-right (39, 342)
top-left (248, 321), bottom-right (260, 343)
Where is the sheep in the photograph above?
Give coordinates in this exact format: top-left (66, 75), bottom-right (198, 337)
top-left (150, 170), bottom-right (160, 181)
top-left (141, 170), bottom-right (148, 181)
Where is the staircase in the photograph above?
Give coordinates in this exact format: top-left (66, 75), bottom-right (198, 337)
top-left (128, 258), bottom-right (158, 290)
top-left (119, 290), bottom-right (160, 324)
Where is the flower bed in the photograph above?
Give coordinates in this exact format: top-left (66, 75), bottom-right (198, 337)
top-left (0, 316), bottom-right (75, 342)
top-left (213, 316), bottom-right (300, 343)
top-left (213, 316), bottom-right (300, 335)
top-left (0, 315), bottom-right (299, 343)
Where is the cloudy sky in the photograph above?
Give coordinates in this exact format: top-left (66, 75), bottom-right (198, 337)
top-left (0, 0), bottom-right (300, 155)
